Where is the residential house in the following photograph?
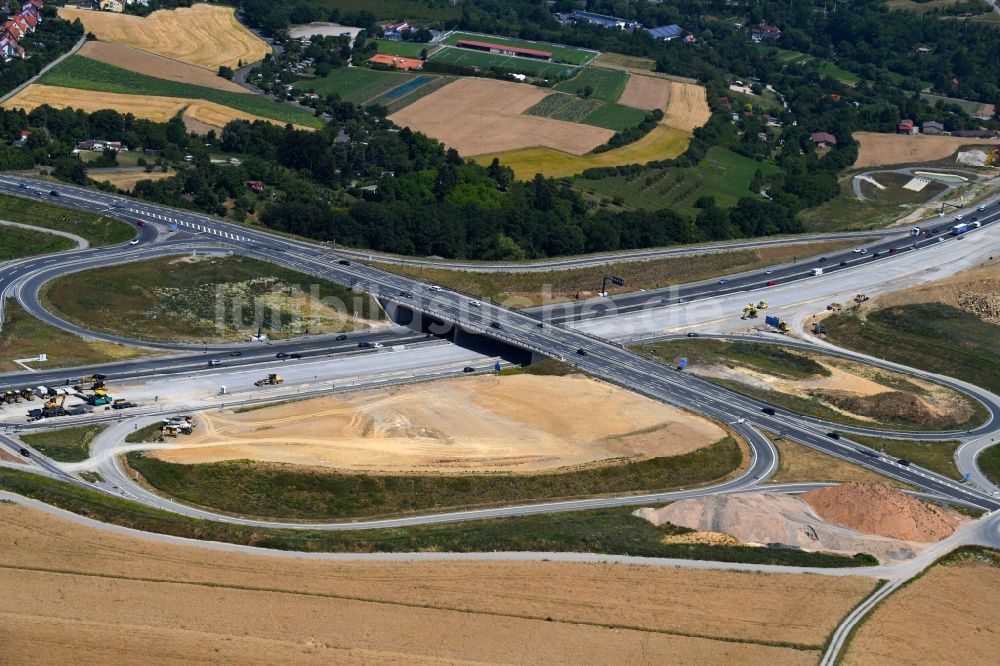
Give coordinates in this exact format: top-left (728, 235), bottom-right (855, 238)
top-left (810, 132), bottom-right (837, 148)
top-left (751, 24), bottom-right (781, 42)
top-left (571, 10), bottom-right (639, 30)
top-left (78, 139), bottom-right (124, 151)
top-left (99, 0), bottom-right (124, 12)
top-left (245, 181), bottom-right (264, 193)
top-left (12, 130), bottom-right (30, 147)
top-left (1, 0), bottom-right (40, 60)
top-left (922, 120), bottom-right (945, 135)
top-left (897, 119), bottom-right (915, 134)
top-left (382, 21), bottom-right (411, 40)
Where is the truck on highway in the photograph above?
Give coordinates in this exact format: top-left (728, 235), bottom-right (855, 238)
top-left (811, 268), bottom-right (824, 276)
top-left (951, 223), bottom-right (969, 236)
top-left (910, 226), bottom-right (922, 236)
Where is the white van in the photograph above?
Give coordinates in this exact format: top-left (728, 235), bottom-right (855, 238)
top-left (811, 268), bottom-right (824, 276)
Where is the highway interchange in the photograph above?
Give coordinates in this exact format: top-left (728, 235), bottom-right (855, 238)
top-left (3, 173), bottom-right (1000, 664)
top-left (1, 172), bottom-right (1000, 518)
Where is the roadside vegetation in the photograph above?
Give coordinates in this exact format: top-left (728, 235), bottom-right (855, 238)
top-left (124, 437), bottom-right (743, 520)
top-left (0, 468), bottom-right (875, 566)
top-left (636, 339), bottom-right (986, 432)
top-left (842, 434), bottom-right (962, 479)
top-left (767, 434), bottom-right (907, 487)
top-left (125, 422), bottom-right (166, 444)
top-left (0, 225), bottom-right (75, 261)
top-left (0, 300), bottom-right (153, 373)
top-left (21, 425), bottom-right (106, 463)
top-left (42, 255), bottom-right (382, 343)
top-left (0, 195), bottom-right (134, 247)
top-left (374, 239), bottom-right (856, 307)
top-left (824, 303), bottom-right (1000, 395)
top-left (980, 444), bottom-right (1000, 487)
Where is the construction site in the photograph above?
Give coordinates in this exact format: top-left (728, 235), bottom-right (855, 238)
top-left (3, 373), bottom-right (137, 422)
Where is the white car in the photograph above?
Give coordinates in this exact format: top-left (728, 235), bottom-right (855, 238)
top-left (859, 249), bottom-right (868, 255)
top-left (429, 285), bottom-right (442, 292)
top-left (764, 269), bottom-right (774, 275)
top-left (129, 239), bottom-right (139, 245)
top-left (468, 300), bottom-right (481, 308)
top-left (852, 248), bottom-right (862, 254)
top-left (372, 342), bottom-right (384, 349)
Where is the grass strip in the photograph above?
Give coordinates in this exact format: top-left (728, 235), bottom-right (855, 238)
top-left (0, 468), bottom-right (875, 566)
top-left (846, 434), bottom-right (962, 479)
top-left (0, 225), bottom-right (75, 260)
top-left (0, 193), bottom-right (134, 247)
top-left (20, 425), bottom-right (106, 463)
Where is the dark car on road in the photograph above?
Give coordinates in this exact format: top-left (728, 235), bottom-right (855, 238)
top-left (818, 257), bottom-right (828, 263)
top-left (399, 291), bottom-right (413, 298)
top-left (490, 321), bottom-right (501, 329)
top-left (686, 332), bottom-right (699, 337)
top-left (19, 448), bottom-right (30, 457)
top-left (230, 351), bottom-right (242, 357)
top-left (337, 259), bottom-right (351, 265)
top-left (576, 348), bottom-right (588, 356)
top-left (761, 407), bottom-right (776, 415)
top-left (358, 341), bottom-right (373, 348)
top-left (463, 366), bottom-right (475, 373)
top-left (276, 352), bottom-right (289, 358)
top-left (839, 261), bottom-right (848, 266)
top-left (335, 334), bottom-right (348, 341)
top-left (49, 190), bottom-right (59, 196)
top-left (897, 458), bottom-right (911, 466)
top-left (827, 431), bottom-right (841, 440)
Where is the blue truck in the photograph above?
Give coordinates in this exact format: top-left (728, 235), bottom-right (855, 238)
top-left (951, 222), bottom-right (969, 236)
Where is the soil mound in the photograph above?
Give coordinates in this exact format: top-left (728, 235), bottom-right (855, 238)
top-left (814, 390), bottom-right (955, 428)
top-left (802, 482), bottom-right (961, 541)
top-left (635, 492), bottom-right (920, 561)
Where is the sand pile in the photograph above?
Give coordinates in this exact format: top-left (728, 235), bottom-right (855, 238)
top-left (802, 482), bottom-right (961, 541)
top-left (634, 491), bottom-right (923, 561)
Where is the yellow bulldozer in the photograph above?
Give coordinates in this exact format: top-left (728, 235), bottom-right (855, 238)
top-left (757, 300), bottom-right (768, 310)
top-left (777, 320), bottom-right (791, 333)
top-left (254, 373), bottom-right (283, 387)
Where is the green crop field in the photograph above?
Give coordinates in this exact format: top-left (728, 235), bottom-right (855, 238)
top-left (554, 67), bottom-right (629, 102)
top-left (373, 40), bottom-right (427, 58)
top-left (574, 147), bottom-right (782, 214)
top-left (428, 46), bottom-right (577, 79)
top-left (441, 31), bottom-right (597, 65)
top-left (40, 56), bottom-right (322, 128)
top-left (579, 101), bottom-right (648, 131)
top-left (297, 66), bottom-right (415, 103)
top-left (526, 93), bottom-right (647, 131)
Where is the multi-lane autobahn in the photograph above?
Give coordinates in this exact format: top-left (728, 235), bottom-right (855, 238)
top-left (1, 174), bottom-right (999, 516)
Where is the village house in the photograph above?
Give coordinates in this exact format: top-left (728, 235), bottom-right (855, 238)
top-left (1, 0), bottom-right (42, 61)
top-left (810, 132), bottom-right (837, 148)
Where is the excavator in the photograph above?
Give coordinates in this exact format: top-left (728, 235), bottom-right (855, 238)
top-left (75, 374), bottom-right (107, 392)
top-left (741, 303), bottom-right (759, 319)
top-left (254, 373), bottom-right (284, 387)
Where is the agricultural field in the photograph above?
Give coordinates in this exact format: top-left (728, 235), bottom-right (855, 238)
top-left (553, 67), bottom-right (628, 102)
top-left (617, 74), bottom-right (671, 111)
top-left (662, 81), bottom-right (711, 132)
top-left (594, 52), bottom-right (699, 83)
top-left (3, 84), bottom-right (310, 134)
top-left (296, 66), bottom-right (416, 103)
top-left (0, 499), bottom-right (878, 663)
top-left (574, 147), bottom-right (783, 214)
top-left (921, 91), bottom-right (995, 117)
top-left (77, 41), bottom-right (249, 94)
top-left (389, 78), bottom-right (613, 157)
top-left (58, 4), bottom-right (269, 70)
top-left (38, 56), bottom-right (320, 129)
top-left (853, 131), bottom-right (1000, 168)
top-left (440, 31), bottom-right (597, 66)
top-left (473, 124), bottom-right (691, 179)
top-left (525, 92), bottom-right (647, 131)
top-left (91, 170), bottom-right (175, 192)
top-left (427, 46), bottom-right (577, 79)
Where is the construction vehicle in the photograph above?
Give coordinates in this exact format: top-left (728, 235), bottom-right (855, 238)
top-left (986, 147), bottom-right (999, 167)
top-left (3, 391), bottom-right (19, 404)
top-left (19, 388), bottom-right (35, 401)
top-left (757, 300), bottom-right (768, 310)
top-left (111, 399), bottom-right (137, 410)
top-left (85, 389), bottom-right (113, 406)
top-left (778, 320), bottom-right (791, 333)
top-left (75, 374), bottom-right (107, 391)
top-left (741, 303), bottom-right (758, 319)
top-left (854, 293), bottom-right (869, 303)
top-left (827, 302), bottom-right (843, 311)
top-left (162, 419), bottom-right (193, 435)
top-left (254, 373), bottom-right (284, 387)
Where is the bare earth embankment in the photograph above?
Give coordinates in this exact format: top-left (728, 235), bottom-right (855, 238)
top-left (388, 77), bottom-right (613, 156)
top-left (865, 259), bottom-right (1000, 323)
top-left (152, 374), bottom-right (726, 473)
top-left (854, 131), bottom-right (1000, 168)
top-left (0, 501), bottom-right (878, 664)
top-left (636, 483), bottom-right (965, 562)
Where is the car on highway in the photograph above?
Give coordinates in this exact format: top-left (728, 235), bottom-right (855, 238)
top-left (888, 247), bottom-right (897, 254)
top-left (372, 343), bottom-right (383, 349)
top-left (490, 321), bottom-right (502, 329)
top-left (852, 248), bottom-right (863, 253)
top-left (897, 458), bottom-right (911, 466)
top-left (337, 259), bottom-right (351, 265)
top-left (761, 407), bottom-right (776, 415)
top-left (429, 285), bottom-right (442, 291)
top-left (48, 189), bottom-right (60, 196)
top-left (818, 257), bottom-right (828, 263)
top-left (230, 351), bottom-right (242, 357)
top-left (289, 353), bottom-right (302, 359)
top-left (859, 248), bottom-right (868, 254)
top-left (275, 352), bottom-right (289, 358)
top-left (18, 182), bottom-right (28, 189)
top-left (766, 280), bottom-right (777, 286)
top-left (358, 341), bottom-right (373, 348)
top-left (873, 252), bottom-right (881, 258)
top-left (977, 205), bottom-right (986, 211)
top-left (335, 334), bottom-right (348, 341)
top-left (19, 448), bottom-right (29, 457)
top-left (839, 261), bottom-right (847, 266)
top-left (826, 431), bottom-right (841, 440)
top-left (463, 366), bottom-right (475, 373)
top-left (536, 322), bottom-right (544, 328)
top-left (129, 239), bottom-right (139, 245)
top-left (576, 348), bottom-right (588, 356)
top-left (399, 291), bottom-right (413, 298)
top-left (686, 332), bottom-right (699, 337)
top-left (468, 300), bottom-right (481, 308)
top-left (764, 269), bottom-right (773, 275)
top-left (136, 221), bottom-right (146, 227)
top-left (718, 279), bottom-right (728, 284)
top-left (208, 359), bottom-right (222, 366)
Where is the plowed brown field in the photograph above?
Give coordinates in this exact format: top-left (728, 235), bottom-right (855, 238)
top-left (854, 131), bottom-right (1000, 168)
top-left (389, 77), bottom-right (612, 156)
top-left (78, 42), bottom-right (250, 93)
top-left (58, 4), bottom-right (269, 70)
top-left (0, 501), bottom-right (878, 664)
top-left (152, 374), bottom-right (726, 472)
top-left (618, 74), bottom-right (671, 111)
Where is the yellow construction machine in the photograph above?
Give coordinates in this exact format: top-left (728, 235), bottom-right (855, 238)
top-left (741, 303), bottom-right (759, 319)
top-left (757, 300), bottom-right (768, 310)
top-left (854, 293), bottom-right (869, 303)
top-left (254, 373), bottom-right (284, 387)
top-left (778, 320), bottom-right (791, 333)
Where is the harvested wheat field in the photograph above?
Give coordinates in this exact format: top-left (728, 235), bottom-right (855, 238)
top-left (663, 81), bottom-right (711, 132)
top-left (389, 77), bottom-right (613, 156)
top-left (77, 42), bottom-right (249, 93)
top-left (58, 4), bottom-right (269, 70)
top-left (151, 374), bottom-right (726, 473)
top-left (617, 73), bottom-right (672, 111)
top-left (854, 131), bottom-right (1000, 168)
top-left (91, 170), bottom-right (174, 191)
top-left (0, 500), bottom-right (877, 663)
top-left (844, 554), bottom-right (1000, 665)
top-left (3, 84), bottom-right (301, 132)
top-left (473, 124), bottom-right (692, 179)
